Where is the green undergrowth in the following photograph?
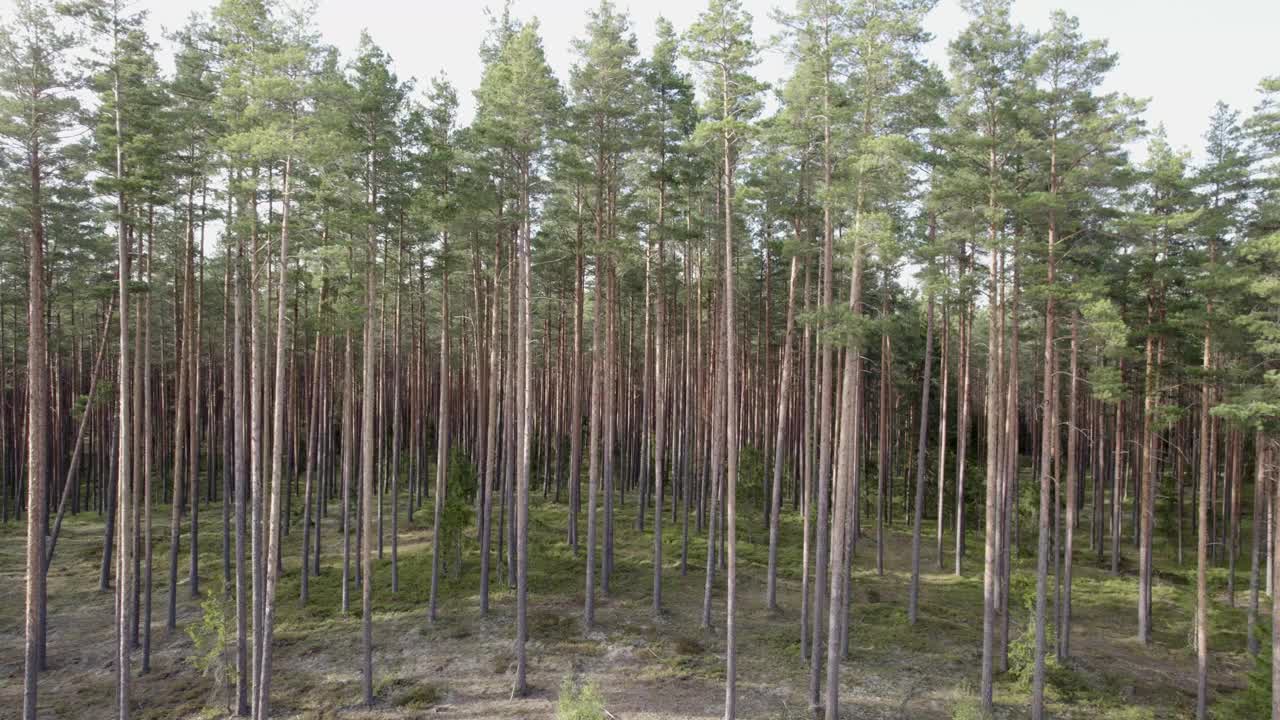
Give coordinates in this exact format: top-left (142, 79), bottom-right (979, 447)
top-left (1, 457), bottom-right (1263, 719)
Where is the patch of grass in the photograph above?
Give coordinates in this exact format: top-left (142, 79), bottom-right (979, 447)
top-left (377, 676), bottom-right (444, 709)
top-left (491, 648), bottom-right (515, 674)
top-left (645, 643), bottom-right (726, 683)
top-left (673, 636), bottom-right (704, 655)
top-left (556, 677), bottom-right (607, 720)
top-left (949, 681), bottom-right (988, 720)
top-left (1217, 622), bottom-right (1270, 719)
top-left (531, 608), bottom-right (581, 643)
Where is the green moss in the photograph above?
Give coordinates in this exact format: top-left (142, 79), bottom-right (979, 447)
top-left (377, 676), bottom-right (444, 709)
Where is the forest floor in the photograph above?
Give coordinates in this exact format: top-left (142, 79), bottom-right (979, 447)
top-left (0, 474), bottom-right (1257, 719)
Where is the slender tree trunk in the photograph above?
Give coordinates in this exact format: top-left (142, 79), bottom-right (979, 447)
top-left (980, 143), bottom-right (1002, 713)
top-left (1247, 431), bottom-right (1265, 657)
top-left (391, 234), bottom-right (403, 593)
top-left (360, 184), bottom-right (378, 706)
top-left (824, 224), bottom-right (865, 720)
top-left (255, 152), bottom-right (292, 720)
top-left (168, 203), bottom-right (193, 633)
top-left (1032, 213), bottom-right (1057, 718)
top-left (767, 256), bottom-right (800, 610)
top-left (1195, 236), bottom-right (1215, 720)
top-left (249, 170), bottom-right (265, 703)
top-left (653, 199), bottom-right (667, 616)
top-left (877, 277), bottom-right (891, 576)
top-left (702, 294), bottom-right (725, 631)
top-left (430, 237), bottom-right (450, 622)
top-left (1269, 439), bottom-right (1280, 720)
top-left (936, 295), bottom-right (949, 570)
top-left (909, 296), bottom-right (935, 624)
top-left (110, 34), bottom-right (134, 714)
top-left (585, 259), bottom-right (604, 629)
top-left (480, 239), bottom-right (501, 615)
top-left (808, 70), bottom-right (836, 709)
top-left (955, 259), bottom-right (973, 577)
top-left (140, 241), bottom-right (153, 674)
top-left (300, 299), bottom-right (323, 605)
top-left (568, 207), bottom-right (584, 553)
top-left (233, 208), bottom-right (250, 717)
top-left (721, 95), bottom-right (740, 717)
top-left (341, 330), bottom-right (354, 616)
top-left (23, 125), bottom-right (51, 720)
top-left (799, 261), bottom-right (813, 658)
top-left (515, 170), bottom-right (533, 696)
top-left (1060, 310), bottom-right (1079, 660)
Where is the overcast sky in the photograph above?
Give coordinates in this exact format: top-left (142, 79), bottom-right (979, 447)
top-left (122, 0), bottom-right (1279, 159)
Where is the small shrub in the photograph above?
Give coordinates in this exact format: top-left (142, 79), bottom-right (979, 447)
top-left (1218, 622), bottom-right (1270, 719)
top-left (186, 582), bottom-right (236, 711)
top-left (1008, 590), bottom-right (1059, 690)
top-left (440, 448), bottom-right (478, 578)
top-left (394, 683), bottom-right (442, 709)
top-left (373, 675), bottom-right (444, 708)
top-left (556, 677), bottom-right (607, 720)
top-left (739, 446), bottom-right (766, 512)
top-left (673, 636), bottom-right (704, 655)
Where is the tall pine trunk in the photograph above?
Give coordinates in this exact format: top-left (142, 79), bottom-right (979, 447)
top-left (766, 255), bottom-right (800, 610)
top-left (909, 296), bottom-right (935, 623)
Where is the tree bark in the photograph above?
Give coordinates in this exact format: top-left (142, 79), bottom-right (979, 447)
top-left (255, 151), bottom-right (292, 720)
top-left (767, 255), bottom-right (800, 610)
top-left (430, 237), bottom-right (450, 622)
top-left (23, 109), bottom-right (51, 720)
top-left (909, 296), bottom-right (935, 624)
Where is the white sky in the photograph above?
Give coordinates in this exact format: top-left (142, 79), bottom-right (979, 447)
top-left (109, 0), bottom-right (1280, 157)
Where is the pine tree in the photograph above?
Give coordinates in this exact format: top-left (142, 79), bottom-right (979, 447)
top-left (948, 0), bottom-right (1030, 710)
top-left (685, 1), bottom-right (762, 715)
top-left (0, 2), bottom-right (78, 716)
top-left (473, 15), bottom-right (562, 693)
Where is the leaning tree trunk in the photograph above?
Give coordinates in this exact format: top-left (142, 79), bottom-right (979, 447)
top-left (300, 300), bottom-right (323, 605)
top-left (46, 298), bottom-right (115, 569)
